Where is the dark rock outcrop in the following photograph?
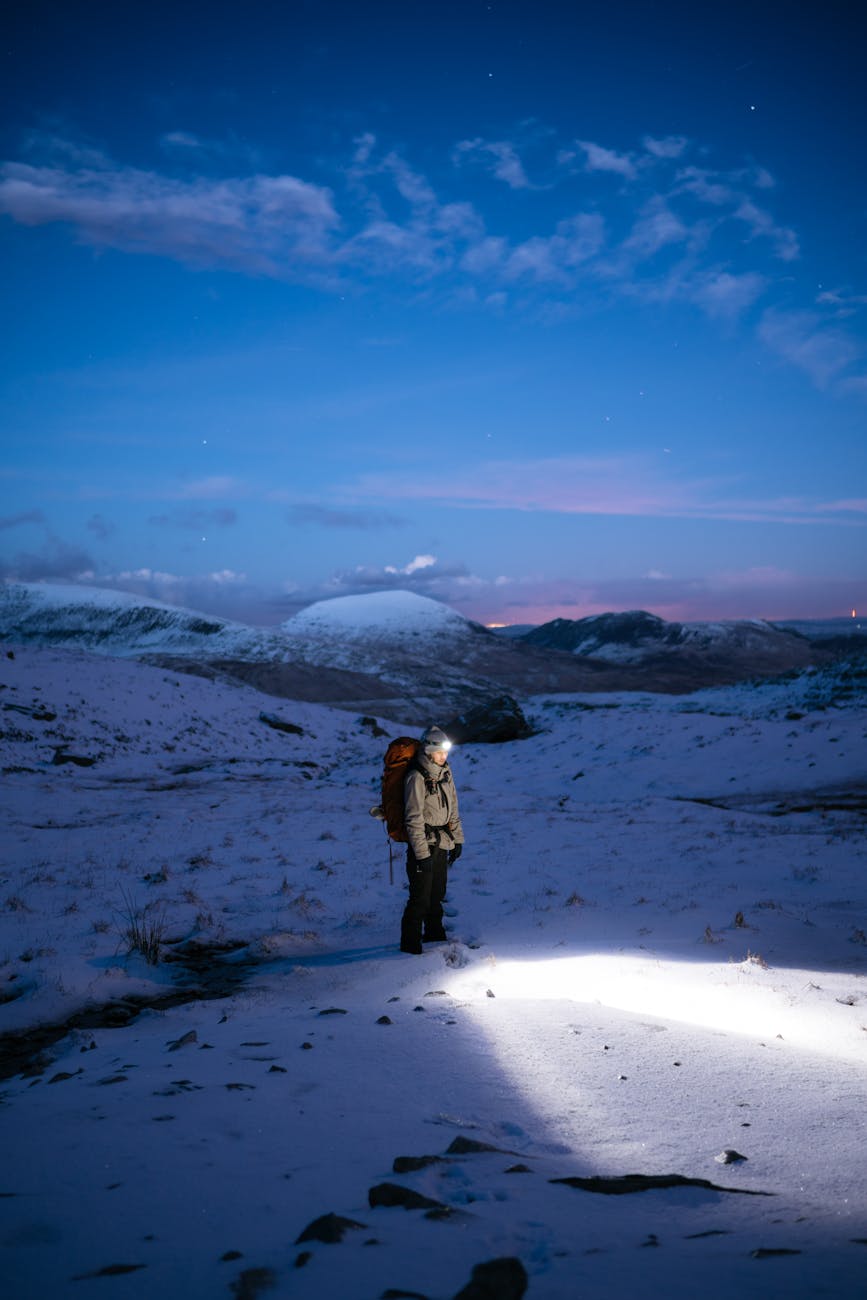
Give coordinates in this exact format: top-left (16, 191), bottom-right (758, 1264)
top-left (295, 1212), bottom-right (366, 1244)
top-left (452, 1257), bottom-right (528, 1299)
top-left (368, 1183), bottom-right (447, 1212)
top-left (444, 696), bottom-right (533, 745)
top-left (258, 712), bottom-right (305, 736)
top-left (551, 1172), bottom-right (772, 1196)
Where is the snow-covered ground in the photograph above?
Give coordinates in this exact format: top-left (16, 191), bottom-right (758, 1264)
top-left (1, 645), bottom-right (866, 1298)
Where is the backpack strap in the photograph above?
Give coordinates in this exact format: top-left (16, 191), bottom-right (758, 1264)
top-left (410, 757), bottom-right (438, 795)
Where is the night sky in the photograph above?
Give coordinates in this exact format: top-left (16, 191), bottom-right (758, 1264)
top-left (2, 0), bottom-right (865, 626)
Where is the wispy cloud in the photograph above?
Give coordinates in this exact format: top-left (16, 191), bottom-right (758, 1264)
top-left (323, 554), bottom-right (472, 599)
top-left (86, 513), bottom-right (115, 540)
top-left (110, 565), bottom-right (244, 587)
top-left (350, 453), bottom-right (677, 516)
top-left (453, 137), bottom-right (533, 189)
top-left (285, 503), bottom-right (405, 530)
top-left (0, 509), bottom-right (45, 530)
top-left (71, 567), bottom-right (267, 621)
top-left (687, 269), bottom-right (768, 322)
top-left (462, 213), bottom-right (606, 286)
top-left (159, 129), bottom-right (262, 169)
top-left (345, 453), bottom-right (867, 526)
top-left (573, 140), bottom-right (637, 180)
top-left (171, 476), bottom-right (246, 500)
top-left (148, 508), bottom-right (237, 530)
top-left (619, 196), bottom-right (693, 262)
top-left (674, 165), bottom-right (799, 261)
top-left (0, 538), bottom-right (95, 582)
top-left (642, 135), bottom-right (689, 160)
top-left (816, 286), bottom-right (867, 314)
top-left (733, 198), bottom-right (799, 261)
top-left (757, 308), bottom-right (863, 389)
top-left (3, 128), bottom-right (863, 395)
top-left (0, 157), bottom-right (340, 280)
top-left (340, 133), bottom-right (484, 277)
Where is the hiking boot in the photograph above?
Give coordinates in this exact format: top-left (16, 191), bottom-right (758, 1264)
top-left (423, 930), bottom-right (448, 943)
top-left (400, 941), bottom-right (423, 955)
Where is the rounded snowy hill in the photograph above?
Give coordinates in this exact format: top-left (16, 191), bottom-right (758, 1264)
top-left (280, 589), bottom-right (487, 671)
top-left (284, 590), bottom-right (478, 641)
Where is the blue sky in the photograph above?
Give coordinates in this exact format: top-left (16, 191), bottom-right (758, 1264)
top-left (1, 0), bottom-right (865, 625)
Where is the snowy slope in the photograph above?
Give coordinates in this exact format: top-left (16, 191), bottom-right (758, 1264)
top-left (0, 581), bottom-right (290, 660)
top-left (1, 643), bottom-right (866, 1298)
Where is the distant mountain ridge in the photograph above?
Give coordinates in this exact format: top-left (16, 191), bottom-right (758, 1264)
top-left (0, 581), bottom-right (852, 721)
top-left (520, 609), bottom-right (816, 666)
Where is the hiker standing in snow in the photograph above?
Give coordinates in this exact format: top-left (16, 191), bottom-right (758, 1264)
top-left (400, 725), bottom-right (464, 955)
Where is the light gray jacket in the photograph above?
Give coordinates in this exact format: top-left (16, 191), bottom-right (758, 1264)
top-left (404, 754), bottom-right (464, 861)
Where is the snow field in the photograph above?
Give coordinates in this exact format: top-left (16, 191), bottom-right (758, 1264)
top-left (1, 644), bottom-right (866, 1297)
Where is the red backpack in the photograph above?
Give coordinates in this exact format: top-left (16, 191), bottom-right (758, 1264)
top-left (370, 736), bottom-right (419, 843)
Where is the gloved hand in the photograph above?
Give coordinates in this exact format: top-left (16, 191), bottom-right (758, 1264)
top-left (447, 844), bottom-right (463, 866)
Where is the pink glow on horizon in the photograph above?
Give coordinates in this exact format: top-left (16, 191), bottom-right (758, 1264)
top-left (452, 571), bottom-right (867, 626)
top-left (470, 596), bottom-right (862, 625)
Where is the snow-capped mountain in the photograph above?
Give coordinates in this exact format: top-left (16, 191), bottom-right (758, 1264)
top-left (281, 589), bottom-right (485, 655)
top-left (0, 581), bottom-right (287, 660)
top-left (2, 583), bottom-right (854, 721)
top-left (522, 608), bottom-right (820, 671)
top-left (277, 589), bottom-right (528, 719)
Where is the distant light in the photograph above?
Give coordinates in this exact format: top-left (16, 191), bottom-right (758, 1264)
top-left (853, 609), bottom-right (858, 618)
top-left (487, 622), bottom-right (508, 628)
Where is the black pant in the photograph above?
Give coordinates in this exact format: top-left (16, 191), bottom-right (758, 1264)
top-left (401, 846), bottom-right (448, 949)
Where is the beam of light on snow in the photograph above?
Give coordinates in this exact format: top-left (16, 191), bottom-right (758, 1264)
top-left (445, 952), bottom-right (867, 1065)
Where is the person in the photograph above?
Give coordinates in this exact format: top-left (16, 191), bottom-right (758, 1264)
top-left (400, 725), bottom-right (465, 954)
